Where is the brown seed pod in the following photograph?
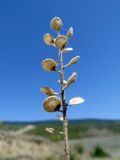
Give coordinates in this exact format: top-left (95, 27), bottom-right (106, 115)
top-left (43, 96), bottom-right (61, 112)
top-left (55, 35), bottom-right (67, 50)
top-left (42, 58), bottom-right (57, 71)
top-left (40, 87), bottom-right (55, 96)
top-left (67, 72), bottom-right (77, 88)
top-left (66, 27), bottom-right (73, 39)
top-left (43, 33), bottom-right (54, 45)
top-left (50, 17), bottom-right (63, 31)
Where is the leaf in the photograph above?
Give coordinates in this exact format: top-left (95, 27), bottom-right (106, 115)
top-left (69, 97), bottom-right (85, 106)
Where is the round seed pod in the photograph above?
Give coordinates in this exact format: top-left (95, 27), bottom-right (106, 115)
top-left (42, 58), bottom-right (57, 71)
top-left (55, 35), bottom-right (67, 50)
top-left (43, 96), bottom-right (61, 112)
top-left (43, 33), bottom-right (54, 45)
top-left (67, 72), bottom-right (77, 88)
top-left (50, 17), bottom-right (62, 31)
top-left (40, 87), bottom-right (55, 96)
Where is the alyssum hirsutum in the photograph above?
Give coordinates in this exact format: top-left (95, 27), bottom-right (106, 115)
top-left (40, 17), bottom-right (85, 160)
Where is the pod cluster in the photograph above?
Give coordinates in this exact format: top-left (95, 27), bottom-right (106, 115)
top-left (41, 17), bottom-right (84, 113)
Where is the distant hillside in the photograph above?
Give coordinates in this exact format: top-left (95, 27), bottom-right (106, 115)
top-left (0, 119), bottom-right (120, 141)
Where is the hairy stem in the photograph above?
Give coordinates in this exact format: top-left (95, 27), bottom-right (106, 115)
top-left (59, 49), bottom-right (70, 160)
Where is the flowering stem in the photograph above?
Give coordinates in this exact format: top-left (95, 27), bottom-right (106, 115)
top-left (59, 49), bottom-right (70, 160)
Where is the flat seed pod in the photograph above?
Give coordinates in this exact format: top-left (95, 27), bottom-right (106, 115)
top-left (68, 56), bottom-right (80, 65)
top-left (45, 128), bottom-right (55, 134)
top-left (43, 33), bottom-right (54, 45)
top-left (43, 96), bottom-right (61, 112)
top-left (63, 48), bottom-right (73, 53)
top-left (55, 35), bottom-right (67, 50)
top-left (40, 87), bottom-right (55, 96)
top-left (50, 17), bottom-right (63, 31)
top-left (67, 72), bottom-right (77, 88)
top-left (69, 97), bottom-right (85, 106)
top-left (42, 58), bottom-right (57, 71)
top-left (66, 27), bottom-right (73, 39)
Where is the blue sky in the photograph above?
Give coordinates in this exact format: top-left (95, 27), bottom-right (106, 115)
top-left (0, 0), bottom-right (120, 121)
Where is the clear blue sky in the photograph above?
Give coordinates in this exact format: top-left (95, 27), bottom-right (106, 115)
top-left (0, 0), bottom-right (120, 121)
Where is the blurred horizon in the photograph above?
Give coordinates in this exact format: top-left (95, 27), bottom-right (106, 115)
top-left (0, 0), bottom-right (120, 121)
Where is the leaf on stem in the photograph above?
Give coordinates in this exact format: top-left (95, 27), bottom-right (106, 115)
top-left (40, 87), bottom-right (55, 96)
top-left (69, 97), bottom-right (85, 106)
top-left (42, 58), bottom-right (57, 71)
top-left (43, 96), bottom-right (61, 112)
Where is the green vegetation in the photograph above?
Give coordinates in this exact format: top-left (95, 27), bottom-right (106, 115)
top-left (0, 119), bottom-right (120, 141)
top-left (91, 145), bottom-right (110, 157)
top-left (75, 144), bottom-right (84, 154)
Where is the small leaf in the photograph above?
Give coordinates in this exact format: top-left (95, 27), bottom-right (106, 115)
top-left (69, 97), bottom-right (85, 106)
top-left (63, 48), bottom-right (73, 53)
top-left (66, 72), bottom-right (77, 88)
top-left (42, 58), bottom-right (57, 71)
top-left (40, 87), bottom-right (55, 96)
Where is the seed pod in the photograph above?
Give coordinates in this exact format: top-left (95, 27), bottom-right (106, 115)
top-left (45, 128), bottom-right (55, 134)
top-left (67, 72), bottom-right (77, 88)
top-left (69, 97), bottom-right (85, 106)
top-left (68, 56), bottom-right (80, 65)
top-left (66, 27), bottom-right (73, 39)
top-left (43, 96), bottom-right (61, 112)
top-left (42, 58), bottom-right (57, 71)
top-left (55, 35), bottom-right (67, 50)
top-left (43, 33), bottom-right (54, 45)
top-left (50, 17), bottom-right (63, 31)
top-left (63, 48), bottom-right (73, 53)
top-left (40, 87), bottom-right (55, 96)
